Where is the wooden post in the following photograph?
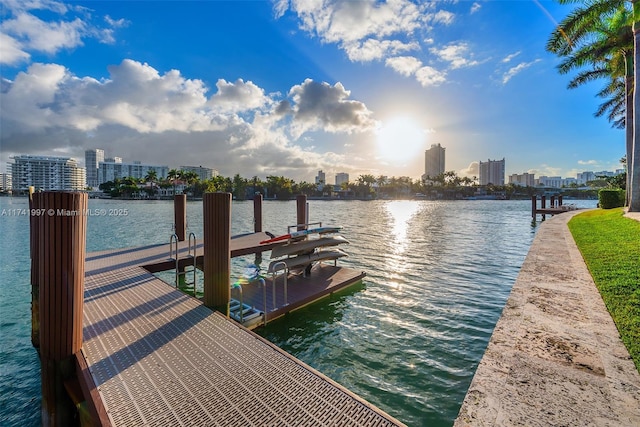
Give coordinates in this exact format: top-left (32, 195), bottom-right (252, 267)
top-left (558, 195), bottom-right (563, 206)
top-left (253, 193), bottom-right (263, 233)
top-left (296, 195), bottom-right (307, 231)
top-left (541, 195), bottom-right (547, 220)
top-left (37, 191), bottom-right (88, 426)
top-left (29, 187), bottom-right (40, 349)
top-left (174, 194), bottom-right (187, 241)
top-left (531, 195), bottom-right (537, 219)
top-left (550, 195), bottom-right (556, 208)
top-left (203, 192), bottom-right (231, 314)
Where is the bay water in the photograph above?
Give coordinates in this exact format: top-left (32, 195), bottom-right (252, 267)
top-left (0, 197), bottom-right (596, 426)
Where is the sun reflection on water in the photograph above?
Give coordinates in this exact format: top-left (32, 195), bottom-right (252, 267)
top-left (385, 200), bottom-right (423, 255)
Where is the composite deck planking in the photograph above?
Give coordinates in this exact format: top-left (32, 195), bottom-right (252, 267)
top-left (82, 235), bottom-right (400, 426)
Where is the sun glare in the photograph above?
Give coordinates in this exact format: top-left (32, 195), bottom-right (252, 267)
top-left (376, 117), bottom-right (426, 165)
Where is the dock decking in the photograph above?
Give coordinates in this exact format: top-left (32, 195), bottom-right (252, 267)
top-left (82, 234), bottom-right (401, 426)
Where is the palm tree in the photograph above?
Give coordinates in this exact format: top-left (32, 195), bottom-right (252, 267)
top-left (547, 0), bottom-right (640, 210)
top-left (548, 3), bottom-right (633, 205)
top-left (168, 168), bottom-right (180, 195)
top-left (144, 169), bottom-right (158, 197)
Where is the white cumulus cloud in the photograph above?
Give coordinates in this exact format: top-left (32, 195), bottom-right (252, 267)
top-left (502, 59), bottom-right (541, 84)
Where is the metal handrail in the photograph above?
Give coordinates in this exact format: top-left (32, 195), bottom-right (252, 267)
top-left (231, 277), bottom-right (267, 327)
top-left (187, 232), bottom-right (197, 296)
top-left (169, 234), bottom-right (179, 288)
top-left (270, 261), bottom-right (288, 310)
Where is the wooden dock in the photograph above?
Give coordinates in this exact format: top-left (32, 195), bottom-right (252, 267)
top-left (80, 234), bottom-right (397, 426)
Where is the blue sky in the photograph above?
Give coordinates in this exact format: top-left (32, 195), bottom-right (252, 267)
top-left (0, 0), bottom-right (625, 182)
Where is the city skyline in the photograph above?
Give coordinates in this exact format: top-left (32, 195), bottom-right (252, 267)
top-left (0, 1), bottom-right (626, 181)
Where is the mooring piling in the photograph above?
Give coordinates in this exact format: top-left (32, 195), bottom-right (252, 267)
top-left (203, 192), bottom-right (231, 315)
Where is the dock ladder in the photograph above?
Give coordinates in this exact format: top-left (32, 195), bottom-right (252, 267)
top-left (169, 232), bottom-right (198, 296)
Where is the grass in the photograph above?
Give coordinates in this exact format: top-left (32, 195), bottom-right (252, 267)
top-left (568, 208), bottom-right (640, 372)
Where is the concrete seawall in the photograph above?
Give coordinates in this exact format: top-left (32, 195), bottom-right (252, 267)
top-left (454, 211), bottom-right (640, 426)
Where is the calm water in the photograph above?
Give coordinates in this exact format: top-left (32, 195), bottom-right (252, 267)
top-left (0, 197), bottom-right (596, 426)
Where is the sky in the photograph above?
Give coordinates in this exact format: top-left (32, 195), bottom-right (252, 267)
top-left (0, 0), bottom-right (626, 183)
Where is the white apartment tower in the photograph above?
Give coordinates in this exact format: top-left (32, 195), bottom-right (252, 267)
top-left (508, 172), bottom-right (535, 187)
top-left (335, 172), bottom-right (349, 186)
top-left (424, 143), bottom-right (445, 179)
top-left (479, 158), bottom-right (505, 186)
top-left (85, 148), bottom-right (105, 189)
top-left (98, 160), bottom-right (168, 184)
top-left (9, 155), bottom-right (86, 192)
top-left (180, 165), bottom-right (218, 181)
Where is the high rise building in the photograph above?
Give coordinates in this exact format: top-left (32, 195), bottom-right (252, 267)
top-left (180, 165), bottom-right (217, 181)
top-left (9, 155), bottom-right (86, 192)
top-left (335, 172), bottom-right (349, 187)
top-left (98, 160), bottom-right (168, 184)
top-left (0, 173), bottom-right (12, 192)
top-left (508, 172), bottom-right (535, 187)
top-left (315, 170), bottom-right (326, 185)
top-left (479, 158), bottom-right (505, 186)
top-left (85, 148), bottom-right (104, 189)
top-left (424, 143), bottom-right (445, 179)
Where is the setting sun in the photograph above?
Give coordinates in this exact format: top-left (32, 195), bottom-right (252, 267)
top-left (376, 117), bottom-right (426, 165)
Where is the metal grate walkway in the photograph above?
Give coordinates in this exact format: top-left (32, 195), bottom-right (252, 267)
top-left (82, 244), bottom-right (404, 426)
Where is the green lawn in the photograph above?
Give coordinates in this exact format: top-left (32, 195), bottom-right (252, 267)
top-left (568, 208), bottom-right (640, 372)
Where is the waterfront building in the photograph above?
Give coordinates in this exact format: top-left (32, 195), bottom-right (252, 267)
top-left (508, 172), bottom-right (535, 187)
top-left (576, 171), bottom-right (596, 185)
top-left (9, 155), bottom-right (86, 192)
top-left (335, 172), bottom-right (349, 186)
top-left (180, 165), bottom-right (217, 181)
top-left (0, 173), bottom-right (12, 192)
top-left (536, 176), bottom-right (577, 188)
top-left (315, 170), bottom-right (326, 190)
top-left (98, 160), bottom-right (168, 185)
top-left (106, 156), bottom-right (123, 164)
top-left (423, 143), bottom-right (445, 179)
top-left (85, 149), bottom-right (105, 189)
top-left (479, 158), bottom-right (505, 186)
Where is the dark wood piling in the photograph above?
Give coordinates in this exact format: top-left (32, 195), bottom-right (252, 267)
top-left (296, 194), bottom-right (307, 231)
top-left (29, 187), bottom-right (40, 349)
top-left (36, 191), bottom-right (88, 426)
top-left (203, 192), bottom-right (231, 314)
top-left (174, 194), bottom-right (187, 241)
top-left (253, 193), bottom-right (263, 233)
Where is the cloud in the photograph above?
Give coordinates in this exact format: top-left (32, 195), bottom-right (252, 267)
top-left (0, 0), bottom-right (126, 65)
top-left (470, 3), bottom-right (482, 14)
top-left (502, 59), bottom-right (541, 84)
top-left (0, 60), bottom-right (376, 180)
top-left (0, 32), bottom-right (31, 65)
top-left (210, 79), bottom-right (271, 114)
top-left (385, 56), bottom-right (422, 76)
top-left (432, 10), bottom-right (455, 25)
top-left (502, 51), bottom-right (521, 63)
top-left (287, 79), bottom-right (376, 138)
top-left (415, 66), bottom-right (447, 87)
top-left (430, 42), bottom-right (479, 69)
top-left (288, 0), bottom-right (425, 45)
top-left (459, 161), bottom-right (479, 177)
top-left (578, 159), bottom-right (598, 166)
top-left (277, 0), bottom-right (458, 87)
top-left (344, 38), bottom-right (419, 62)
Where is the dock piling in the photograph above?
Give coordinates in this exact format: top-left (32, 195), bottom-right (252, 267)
top-left (174, 194), bottom-right (187, 241)
top-left (253, 193), bottom-right (263, 233)
top-left (296, 194), bottom-right (307, 231)
top-left (203, 192), bottom-right (231, 315)
top-left (29, 187), bottom-right (40, 350)
top-left (36, 191), bottom-right (88, 426)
